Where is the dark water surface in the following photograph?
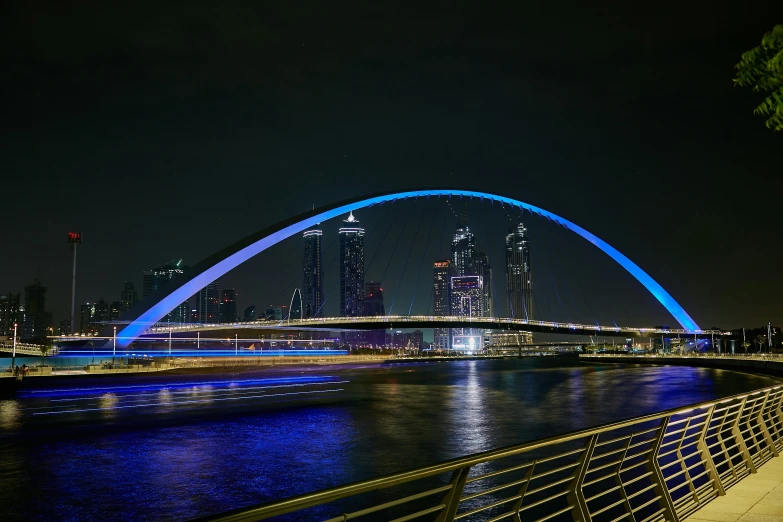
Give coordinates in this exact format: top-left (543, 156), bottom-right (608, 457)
top-left (0, 358), bottom-right (778, 521)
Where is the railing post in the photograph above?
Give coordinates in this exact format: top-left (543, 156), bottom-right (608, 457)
top-left (614, 438), bottom-right (637, 522)
top-left (732, 397), bottom-right (758, 474)
top-left (697, 405), bottom-right (725, 496)
top-left (435, 466), bottom-right (471, 522)
top-left (568, 434), bottom-right (598, 522)
top-left (512, 461), bottom-right (537, 522)
top-left (756, 390), bottom-right (779, 457)
top-left (647, 416), bottom-right (680, 522)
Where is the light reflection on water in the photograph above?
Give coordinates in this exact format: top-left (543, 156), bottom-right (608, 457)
top-left (0, 358), bottom-right (778, 521)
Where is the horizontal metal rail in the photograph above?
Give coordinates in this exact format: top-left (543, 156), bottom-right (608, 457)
top-left (198, 382), bottom-right (783, 522)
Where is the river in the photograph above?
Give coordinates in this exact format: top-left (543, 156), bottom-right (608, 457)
top-left (0, 357), bottom-right (777, 521)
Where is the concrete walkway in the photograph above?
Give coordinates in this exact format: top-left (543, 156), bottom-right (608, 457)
top-left (687, 456), bottom-right (783, 522)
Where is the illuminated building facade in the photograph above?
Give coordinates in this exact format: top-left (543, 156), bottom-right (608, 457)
top-left (505, 222), bottom-right (533, 320)
top-left (302, 227), bottom-right (323, 318)
top-left (450, 275), bottom-right (484, 351)
top-left (195, 281), bottom-right (219, 324)
top-left (339, 211), bottom-right (365, 317)
top-left (432, 260), bottom-right (451, 350)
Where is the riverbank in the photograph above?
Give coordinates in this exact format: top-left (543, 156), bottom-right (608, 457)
top-left (580, 353), bottom-right (783, 378)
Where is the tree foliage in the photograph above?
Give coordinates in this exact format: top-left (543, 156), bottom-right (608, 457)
top-left (734, 25), bottom-right (783, 131)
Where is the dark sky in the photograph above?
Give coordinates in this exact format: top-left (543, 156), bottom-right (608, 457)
top-left (2, 1), bottom-right (781, 330)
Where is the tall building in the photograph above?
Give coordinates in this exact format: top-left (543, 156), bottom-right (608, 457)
top-left (93, 299), bottom-right (109, 324)
top-left (80, 303), bottom-right (94, 335)
top-left (302, 227), bottom-right (323, 318)
top-left (120, 281), bottom-right (138, 313)
top-left (143, 260), bottom-right (189, 323)
top-left (22, 280), bottom-right (51, 341)
top-left (473, 252), bottom-right (494, 318)
top-left (339, 211), bottom-right (365, 317)
top-left (0, 293), bottom-right (20, 338)
top-left (432, 261), bottom-right (451, 350)
top-left (363, 281), bottom-right (385, 316)
top-left (505, 222), bottom-right (533, 320)
top-left (451, 221), bottom-right (477, 276)
top-left (109, 301), bottom-right (122, 320)
top-left (450, 275), bottom-right (484, 351)
top-left (195, 282), bottom-right (219, 323)
top-left (219, 289), bottom-right (237, 323)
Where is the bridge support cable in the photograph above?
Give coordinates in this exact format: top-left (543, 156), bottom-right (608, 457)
top-left (427, 204), bottom-right (452, 315)
top-left (388, 203), bottom-right (424, 315)
top-left (377, 215), bottom-right (409, 298)
top-left (407, 205), bottom-right (438, 316)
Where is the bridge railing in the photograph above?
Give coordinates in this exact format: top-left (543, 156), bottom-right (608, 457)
top-left (200, 383), bottom-right (783, 522)
top-left (144, 315), bottom-right (726, 337)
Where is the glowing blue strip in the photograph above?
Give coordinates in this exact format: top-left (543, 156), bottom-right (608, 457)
top-left (119, 190), bottom-right (699, 345)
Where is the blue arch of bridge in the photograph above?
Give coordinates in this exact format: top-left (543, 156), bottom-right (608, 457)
top-left (118, 190), bottom-right (700, 346)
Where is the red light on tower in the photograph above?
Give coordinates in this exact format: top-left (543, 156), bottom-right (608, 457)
top-left (68, 232), bottom-right (82, 244)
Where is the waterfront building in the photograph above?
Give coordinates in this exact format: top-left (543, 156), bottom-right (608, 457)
top-left (264, 306), bottom-right (287, 321)
top-left (120, 281), bottom-right (138, 313)
top-left (22, 280), bottom-right (51, 341)
top-left (302, 227), bottom-right (323, 318)
top-left (0, 293), bottom-right (20, 338)
top-left (80, 303), bottom-right (94, 334)
top-left (432, 260), bottom-right (451, 350)
top-left (219, 289), bottom-right (237, 323)
top-left (195, 282), bottom-right (219, 323)
top-left (143, 260), bottom-right (189, 323)
top-left (339, 211), bottom-right (365, 317)
top-left (450, 275), bottom-right (484, 351)
top-left (485, 330), bottom-right (533, 348)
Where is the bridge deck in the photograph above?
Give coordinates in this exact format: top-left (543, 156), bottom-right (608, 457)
top-left (686, 456), bottom-right (783, 521)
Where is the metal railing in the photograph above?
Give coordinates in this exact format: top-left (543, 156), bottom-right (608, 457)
top-left (201, 383), bottom-right (783, 522)
top-left (582, 353), bottom-right (783, 361)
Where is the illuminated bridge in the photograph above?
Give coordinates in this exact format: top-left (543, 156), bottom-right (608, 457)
top-left (144, 316), bottom-right (726, 339)
top-left (68, 188), bottom-right (718, 352)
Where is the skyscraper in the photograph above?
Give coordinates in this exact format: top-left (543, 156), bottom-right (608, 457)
top-left (473, 251), bottom-right (494, 318)
top-left (0, 293), bottom-right (20, 337)
top-left (451, 221), bottom-right (477, 276)
top-left (302, 227), bottom-right (323, 318)
top-left (110, 301), bottom-right (123, 320)
top-left (432, 260), bottom-right (451, 350)
top-left (195, 282), bottom-right (219, 323)
top-left (219, 289), bottom-right (237, 323)
top-left (143, 260), bottom-right (189, 323)
top-left (22, 280), bottom-right (51, 341)
top-left (505, 222), bottom-right (533, 320)
top-left (120, 281), bottom-right (138, 313)
top-left (339, 211), bottom-right (364, 317)
top-left (363, 281), bottom-right (385, 316)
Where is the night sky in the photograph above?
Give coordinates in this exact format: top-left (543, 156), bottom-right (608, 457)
top-left (2, 1), bottom-right (781, 330)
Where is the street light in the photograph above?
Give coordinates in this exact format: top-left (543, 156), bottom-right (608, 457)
top-left (11, 322), bottom-right (17, 372)
top-left (113, 326), bottom-right (117, 365)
